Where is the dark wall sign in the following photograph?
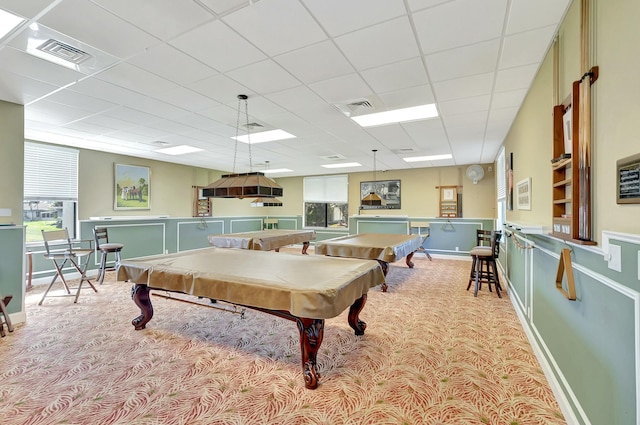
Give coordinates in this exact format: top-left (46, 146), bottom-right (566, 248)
top-left (617, 153), bottom-right (640, 204)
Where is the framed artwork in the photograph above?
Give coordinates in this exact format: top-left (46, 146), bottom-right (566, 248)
top-left (616, 153), bottom-right (640, 204)
top-left (360, 179), bottom-right (401, 209)
top-left (114, 164), bottom-right (150, 210)
top-left (516, 178), bottom-right (531, 210)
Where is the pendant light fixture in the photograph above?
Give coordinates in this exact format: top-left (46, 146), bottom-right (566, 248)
top-left (251, 161), bottom-right (283, 207)
top-left (202, 95), bottom-right (283, 199)
top-left (361, 149), bottom-right (382, 206)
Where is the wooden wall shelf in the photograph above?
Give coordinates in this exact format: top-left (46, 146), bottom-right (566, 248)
top-left (192, 186), bottom-right (212, 217)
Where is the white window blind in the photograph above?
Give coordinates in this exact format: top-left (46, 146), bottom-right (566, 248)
top-left (496, 148), bottom-right (506, 200)
top-left (24, 142), bottom-right (78, 201)
top-left (303, 175), bottom-right (348, 202)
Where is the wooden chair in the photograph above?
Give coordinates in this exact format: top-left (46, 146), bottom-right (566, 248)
top-left (93, 227), bottom-right (124, 284)
top-left (39, 228), bottom-right (96, 305)
top-left (0, 291), bottom-right (13, 337)
top-left (467, 230), bottom-right (503, 298)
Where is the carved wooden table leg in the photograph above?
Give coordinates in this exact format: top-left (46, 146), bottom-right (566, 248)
top-left (376, 260), bottom-right (389, 292)
top-left (295, 318), bottom-right (324, 389)
top-left (347, 294), bottom-right (367, 336)
top-left (131, 284), bottom-right (153, 330)
top-left (405, 251), bottom-right (415, 268)
top-left (301, 241), bottom-right (310, 255)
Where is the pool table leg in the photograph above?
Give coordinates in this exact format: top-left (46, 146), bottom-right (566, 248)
top-left (301, 241), bottom-right (310, 255)
top-left (406, 251), bottom-right (415, 268)
top-left (376, 261), bottom-right (389, 292)
top-left (347, 294), bottom-right (367, 335)
top-left (296, 318), bottom-right (324, 389)
top-left (131, 284), bottom-right (153, 330)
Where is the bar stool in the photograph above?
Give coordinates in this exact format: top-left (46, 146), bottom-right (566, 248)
top-left (467, 230), bottom-right (502, 297)
top-left (93, 227), bottom-right (124, 284)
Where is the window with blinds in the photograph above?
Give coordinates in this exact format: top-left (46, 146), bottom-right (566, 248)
top-left (24, 142), bottom-right (79, 242)
top-left (303, 175), bottom-right (348, 228)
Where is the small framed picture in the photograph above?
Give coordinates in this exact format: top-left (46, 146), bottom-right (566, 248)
top-left (516, 178), bottom-right (531, 210)
top-left (442, 187), bottom-right (456, 201)
top-left (115, 163), bottom-right (150, 210)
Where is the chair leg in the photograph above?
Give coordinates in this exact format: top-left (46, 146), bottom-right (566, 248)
top-left (491, 260), bottom-right (502, 298)
top-left (98, 252), bottom-right (107, 284)
top-left (467, 256), bottom-right (477, 290)
top-left (0, 293), bottom-right (13, 336)
top-left (69, 257), bottom-right (98, 304)
top-left (39, 260), bottom-right (69, 305)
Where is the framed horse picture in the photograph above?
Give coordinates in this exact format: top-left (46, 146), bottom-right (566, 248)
top-left (115, 164), bottom-right (150, 210)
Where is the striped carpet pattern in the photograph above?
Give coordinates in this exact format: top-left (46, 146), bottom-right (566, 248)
top-left (0, 249), bottom-right (565, 425)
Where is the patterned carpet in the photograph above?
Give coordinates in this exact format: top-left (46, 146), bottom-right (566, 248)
top-left (0, 248), bottom-right (565, 425)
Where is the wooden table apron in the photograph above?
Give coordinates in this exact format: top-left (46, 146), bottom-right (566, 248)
top-left (117, 247), bottom-right (384, 390)
top-left (208, 229), bottom-right (316, 254)
top-left (315, 233), bottom-right (422, 291)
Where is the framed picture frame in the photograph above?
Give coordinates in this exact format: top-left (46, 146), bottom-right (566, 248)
top-left (115, 164), bottom-right (150, 210)
top-left (616, 153), bottom-right (640, 204)
top-left (360, 179), bottom-right (401, 209)
top-left (516, 177), bottom-right (531, 210)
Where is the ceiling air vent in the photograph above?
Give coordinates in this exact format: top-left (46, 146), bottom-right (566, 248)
top-left (36, 39), bottom-right (92, 64)
top-left (321, 154), bottom-right (347, 161)
top-left (242, 122), bottom-right (264, 129)
top-left (332, 98), bottom-right (375, 117)
top-left (392, 147), bottom-right (418, 154)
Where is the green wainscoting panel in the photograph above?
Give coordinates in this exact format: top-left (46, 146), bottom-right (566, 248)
top-left (353, 219), bottom-right (408, 235)
top-left (0, 226), bottom-right (25, 315)
top-left (229, 218), bottom-right (262, 233)
top-left (177, 219), bottom-right (224, 251)
top-left (425, 219), bottom-right (494, 255)
top-left (274, 218), bottom-right (298, 230)
top-left (505, 236), bottom-right (527, 305)
top-left (314, 229), bottom-right (349, 243)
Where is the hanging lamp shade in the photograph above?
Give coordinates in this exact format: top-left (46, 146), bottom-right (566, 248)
top-left (250, 197), bottom-right (283, 207)
top-left (204, 95), bottom-right (283, 199)
top-left (361, 148), bottom-right (383, 206)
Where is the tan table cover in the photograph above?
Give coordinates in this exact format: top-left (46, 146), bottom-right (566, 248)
top-left (117, 247), bottom-right (384, 319)
top-left (208, 229), bottom-right (316, 251)
top-left (315, 233), bottom-right (422, 262)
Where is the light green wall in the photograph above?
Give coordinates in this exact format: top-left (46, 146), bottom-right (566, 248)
top-left (0, 101), bottom-right (24, 225)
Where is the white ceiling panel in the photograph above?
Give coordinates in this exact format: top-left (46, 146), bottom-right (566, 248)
top-left (222, 0), bottom-right (327, 56)
top-left (334, 17), bottom-right (420, 71)
top-left (274, 41), bottom-right (354, 85)
top-left (302, 0), bottom-right (407, 37)
top-left (0, 0), bottom-right (571, 175)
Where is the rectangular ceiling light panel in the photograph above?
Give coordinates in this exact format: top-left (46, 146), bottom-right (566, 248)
top-left (0, 9), bottom-right (25, 40)
top-left (233, 129), bottom-right (296, 144)
top-left (352, 104), bottom-right (439, 128)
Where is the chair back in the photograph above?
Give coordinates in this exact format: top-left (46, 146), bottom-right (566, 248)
top-left (93, 227), bottom-right (109, 250)
top-left (476, 229), bottom-right (493, 247)
top-left (490, 230), bottom-right (502, 258)
top-left (42, 228), bottom-right (73, 257)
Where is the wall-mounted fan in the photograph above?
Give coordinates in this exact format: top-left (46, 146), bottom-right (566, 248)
top-left (466, 165), bottom-right (485, 184)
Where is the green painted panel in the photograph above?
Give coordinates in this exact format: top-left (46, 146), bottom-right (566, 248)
top-left (0, 227), bottom-right (24, 314)
top-left (354, 220), bottom-right (408, 235)
top-left (313, 230), bottom-right (349, 243)
top-left (531, 249), bottom-right (636, 425)
top-left (506, 237), bottom-right (527, 303)
top-left (275, 218), bottom-right (298, 230)
top-left (178, 220), bottom-right (224, 251)
top-left (425, 221), bottom-right (489, 253)
top-left (229, 219), bottom-right (262, 233)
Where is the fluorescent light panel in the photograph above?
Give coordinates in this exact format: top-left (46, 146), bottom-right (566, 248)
top-left (233, 129), bottom-right (296, 144)
top-left (0, 9), bottom-right (25, 40)
top-left (321, 162), bottom-right (362, 169)
top-left (263, 168), bottom-right (293, 174)
top-left (352, 104), bottom-right (438, 127)
top-left (403, 154), bottom-right (452, 162)
top-left (155, 145), bottom-right (203, 155)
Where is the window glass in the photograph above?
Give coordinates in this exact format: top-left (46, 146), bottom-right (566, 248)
top-left (303, 175), bottom-right (348, 228)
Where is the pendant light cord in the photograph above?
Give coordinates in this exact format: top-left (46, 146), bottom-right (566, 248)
top-left (233, 94), bottom-right (253, 173)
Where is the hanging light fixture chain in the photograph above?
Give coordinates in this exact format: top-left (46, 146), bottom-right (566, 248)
top-left (373, 149), bottom-right (378, 182)
top-left (232, 95), bottom-right (243, 174)
top-left (243, 96), bottom-right (253, 172)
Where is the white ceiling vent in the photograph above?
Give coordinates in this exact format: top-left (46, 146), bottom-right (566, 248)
top-left (392, 147), bottom-right (418, 154)
top-left (332, 98), bottom-right (376, 117)
top-left (36, 39), bottom-right (92, 64)
top-left (321, 154), bottom-right (347, 161)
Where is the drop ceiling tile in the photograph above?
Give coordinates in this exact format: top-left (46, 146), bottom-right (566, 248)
top-left (102, 106), bottom-right (161, 126)
top-left (69, 79), bottom-right (148, 105)
top-left (407, 0), bottom-right (451, 12)
top-left (500, 25), bottom-right (557, 69)
top-left (361, 57), bottom-right (428, 94)
top-left (302, 0), bottom-right (407, 37)
top-left (274, 40), bottom-right (354, 85)
top-left (0, 46), bottom-right (83, 87)
top-left (0, 0), bottom-right (57, 19)
top-left (96, 62), bottom-right (179, 96)
top-left (438, 95), bottom-right (491, 117)
top-left (222, 0), bottom-right (327, 56)
top-left (25, 100), bottom-right (94, 125)
top-left (494, 63), bottom-right (539, 92)
top-left (43, 90), bottom-right (117, 113)
top-left (377, 85), bottom-right (436, 109)
top-left (506, 0), bottom-right (571, 34)
top-left (413, 0), bottom-right (507, 54)
top-left (0, 69), bottom-right (58, 104)
top-left (309, 73), bottom-right (371, 104)
top-left (170, 20), bottom-right (266, 72)
top-left (432, 72), bottom-right (494, 102)
top-left (226, 59), bottom-right (301, 95)
top-left (128, 44), bottom-right (218, 86)
top-left (198, 0), bottom-right (249, 15)
top-left (37, 0), bottom-right (159, 58)
top-left (425, 39), bottom-right (500, 82)
top-left (491, 89), bottom-right (527, 109)
top-left (186, 74), bottom-right (253, 106)
top-left (334, 16), bottom-right (420, 71)
top-left (154, 87), bottom-right (221, 113)
top-left (92, 0), bottom-right (214, 41)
